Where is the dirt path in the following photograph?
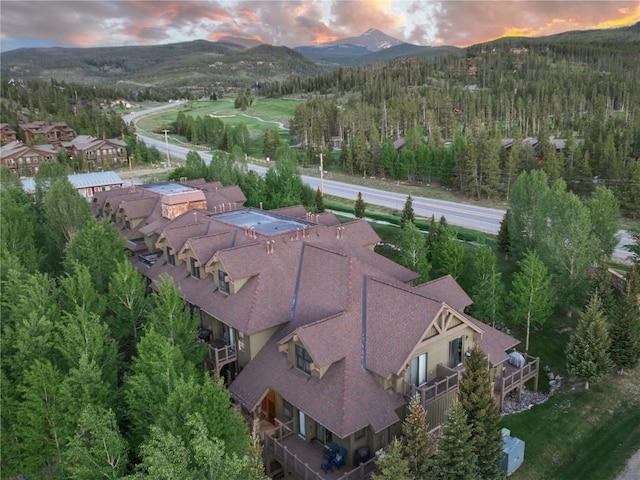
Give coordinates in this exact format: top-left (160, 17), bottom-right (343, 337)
top-left (616, 450), bottom-right (640, 480)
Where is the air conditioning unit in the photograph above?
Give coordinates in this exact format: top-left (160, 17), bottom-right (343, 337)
top-left (502, 430), bottom-right (525, 476)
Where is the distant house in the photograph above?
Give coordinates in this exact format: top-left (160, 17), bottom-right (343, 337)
top-left (91, 179), bottom-right (247, 254)
top-left (0, 123), bottom-right (17, 143)
top-left (21, 171), bottom-right (125, 200)
top-left (501, 136), bottom-right (584, 153)
top-left (63, 135), bottom-right (128, 168)
top-left (0, 140), bottom-right (59, 177)
top-left (393, 135), bottom-right (432, 152)
top-left (18, 121), bottom-right (76, 144)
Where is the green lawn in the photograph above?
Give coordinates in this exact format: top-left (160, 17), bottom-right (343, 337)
top-left (502, 368), bottom-right (640, 480)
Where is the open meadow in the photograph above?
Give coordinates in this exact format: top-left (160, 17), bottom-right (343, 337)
top-left (133, 96), bottom-right (305, 156)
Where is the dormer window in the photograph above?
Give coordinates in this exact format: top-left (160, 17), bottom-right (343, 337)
top-left (295, 345), bottom-right (312, 375)
top-left (166, 246), bottom-right (175, 266)
top-left (218, 270), bottom-right (229, 293)
top-left (190, 257), bottom-right (200, 279)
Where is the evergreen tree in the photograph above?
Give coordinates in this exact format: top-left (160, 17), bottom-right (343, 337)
top-left (608, 269), bottom-right (640, 374)
top-left (458, 348), bottom-right (505, 480)
top-left (314, 187), bottom-right (325, 213)
top-left (566, 291), bottom-right (613, 390)
top-left (402, 394), bottom-right (435, 479)
top-left (508, 251), bottom-right (555, 352)
top-left (431, 400), bottom-right (478, 480)
top-left (372, 438), bottom-right (414, 480)
top-left (354, 191), bottom-right (366, 218)
top-left (497, 210), bottom-right (511, 255)
top-left (400, 195), bottom-right (415, 227)
top-left (262, 129), bottom-right (273, 160)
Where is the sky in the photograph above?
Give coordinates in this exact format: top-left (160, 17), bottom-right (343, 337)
top-left (1, 0), bottom-right (639, 52)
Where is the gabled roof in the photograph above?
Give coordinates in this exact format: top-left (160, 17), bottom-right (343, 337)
top-left (229, 248), bottom-right (409, 438)
top-left (132, 202), bottom-right (523, 439)
top-left (120, 196), bottom-right (159, 220)
top-left (414, 275), bottom-right (473, 311)
top-left (180, 232), bottom-right (237, 266)
top-left (465, 314), bottom-right (520, 366)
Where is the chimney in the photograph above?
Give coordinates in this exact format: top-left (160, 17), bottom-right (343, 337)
top-left (193, 212), bottom-right (198, 224)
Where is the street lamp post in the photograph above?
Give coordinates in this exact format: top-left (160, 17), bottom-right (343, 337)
top-left (319, 152), bottom-right (324, 196)
top-left (162, 130), bottom-right (172, 168)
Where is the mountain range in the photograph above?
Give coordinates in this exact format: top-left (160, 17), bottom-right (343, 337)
top-left (1, 24), bottom-right (637, 91)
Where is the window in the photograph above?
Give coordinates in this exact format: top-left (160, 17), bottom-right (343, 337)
top-left (125, 219), bottom-right (131, 230)
top-left (190, 257), bottom-right (200, 279)
top-left (449, 337), bottom-right (463, 368)
top-left (295, 344), bottom-right (312, 374)
top-left (410, 353), bottom-right (427, 387)
top-left (283, 400), bottom-right (292, 420)
top-left (355, 428), bottom-right (366, 440)
top-left (86, 188), bottom-right (94, 198)
top-left (166, 246), bottom-right (175, 266)
top-left (218, 270), bottom-right (229, 293)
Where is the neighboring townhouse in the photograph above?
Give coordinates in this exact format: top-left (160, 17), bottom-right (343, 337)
top-left (22, 171), bottom-right (124, 200)
top-left (93, 182), bottom-right (539, 480)
top-left (0, 140), bottom-right (59, 177)
top-left (18, 120), bottom-right (76, 144)
top-left (92, 179), bottom-right (246, 257)
top-left (63, 135), bottom-right (128, 168)
top-left (0, 123), bottom-right (17, 143)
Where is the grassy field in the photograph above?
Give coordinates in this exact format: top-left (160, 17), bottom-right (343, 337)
top-left (133, 97), bottom-right (305, 157)
top-left (502, 368), bottom-right (640, 480)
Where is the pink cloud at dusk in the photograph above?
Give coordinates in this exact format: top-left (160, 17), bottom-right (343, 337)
top-left (0, 0), bottom-right (638, 52)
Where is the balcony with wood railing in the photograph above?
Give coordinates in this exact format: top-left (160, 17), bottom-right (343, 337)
top-left (206, 339), bottom-right (237, 374)
top-left (263, 420), bottom-right (377, 480)
top-left (496, 354), bottom-right (539, 408)
top-left (407, 364), bottom-right (460, 409)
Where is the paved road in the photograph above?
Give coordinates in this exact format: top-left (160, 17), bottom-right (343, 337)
top-left (125, 104), bottom-right (634, 263)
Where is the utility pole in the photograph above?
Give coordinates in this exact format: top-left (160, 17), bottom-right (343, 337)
top-left (162, 130), bottom-right (172, 168)
top-left (319, 152), bottom-right (324, 196)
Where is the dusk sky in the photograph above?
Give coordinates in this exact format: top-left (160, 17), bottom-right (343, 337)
top-left (1, 0), bottom-right (639, 52)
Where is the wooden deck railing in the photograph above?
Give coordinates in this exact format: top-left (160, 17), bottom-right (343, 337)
top-left (208, 344), bottom-right (237, 373)
top-left (264, 419), bottom-right (377, 480)
top-left (408, 370), bottom-right (460, 409)
top-left (499, 356), bottom-right (539, 395)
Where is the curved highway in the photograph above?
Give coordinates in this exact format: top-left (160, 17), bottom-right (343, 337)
top-left (124, 104), bottom-right (634, 263)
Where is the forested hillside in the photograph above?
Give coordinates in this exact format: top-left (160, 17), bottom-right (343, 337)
top-left (0, 40), bottom-right (321, 94)
top-left (267, 25), bottom-right (640, 216)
